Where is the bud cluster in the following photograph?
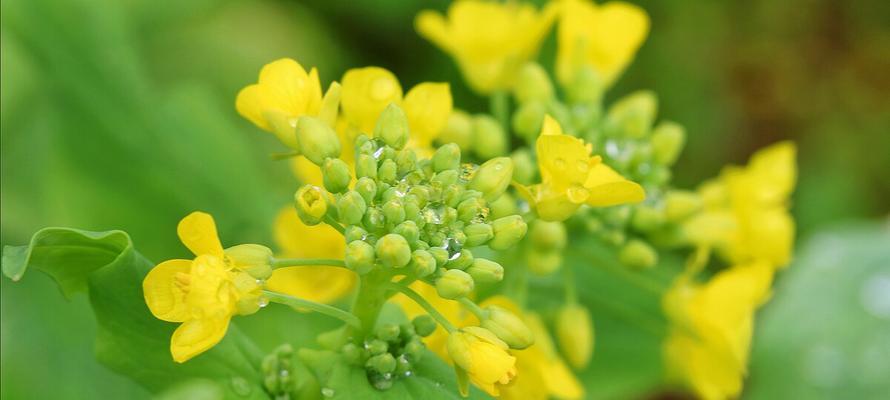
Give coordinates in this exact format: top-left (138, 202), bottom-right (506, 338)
top-left (261, 344), bottom-right (298, 399)
top-left (342, 316), bottom-right (436, 390)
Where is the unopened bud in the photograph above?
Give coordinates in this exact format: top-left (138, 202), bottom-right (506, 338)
top-left (488, 193), bottom-right (518, 219)
top-left (463, 223), bottom-right (494, 247)
top-left (514, 62), bottom-right (554, 103)
top-left (322, 158), bottom-right (351, 193)
top-left (344, 226), bottom-right (368, 242)
top-left (395, 149), bottom-right (417, 176)
top-left (468, 157), bottom-right (513, 202)
top-left (356, 153), bottom-right (378, 179)
top-left (664, 190), bottom-right (702, 222)
top-left (556, 304), bottom-right (594, 369)
top-left (631, 205), bottom-right (666, 232)
top-left (527, 249), bottom-right (562, 275)
top-left (432, 143), bottom-right (462, 172)
top-left (374, 104), bottom-right (409, 150)
top-left (604, 90), bottom-right (657, 139)
top-left (225, 244), bottom-right (273, 280)
top-left (378, 159), bottom-right (398, 184)
top-left (457, 197), bottom-right (485, 223)
top-left (435, 269), bottom-right (474, 299)
top-left (376, 323), bottom-right (400, 342)
top-left (337, 191), bottom-right (367, 225)
top-left (466, 258), bottom-right (503, 284)
top-left (428, 247), bottom-right (449, 267)
top-left (294, 185), bottom-right (328, 225)
top-left (438, 110), bottom-right (474, 152)
top-left (295, 116), bottom-right (341, 165)
top-left (366, 353), bottom-right (397, 374)
top-left (393, 221), bottom-right (420, 244)
top-left (489, 215), bottom-right (528, 250)
top-left (431, 169), bottom-right (459, 187)
top-left (375, 234), bottom-right (411, 268)
top-left (618, 239), bottom-right (658, 270)
top-left (412, 315), bottom-right (437, 337)
top-left (345, 240), bottom-right (375, 274)
top-left (410, 249), bottom-right (437, 278)
top-left (363, 207), bottom-right (385, 232)
top-left (529, 220), bottom-right (567, 252)
top-left (354, 177), bottom-right (377, 204)
top-left (481, 306), bottom-right (533, 349)
top-left (445, 248), bottom-right (474, 270)
top-left (383, 199), bottom-right (406, 225)
top-left (512, 101), bottom-right (546, 144)
top-left (566, 65), bottom-right (605, 104)
top-left (651, 121), bottom-right (686, 166)
top-left (472, 115), bottom-right (509, 159)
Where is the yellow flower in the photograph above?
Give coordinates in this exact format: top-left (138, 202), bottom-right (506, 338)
top-left (447, 326), bottom-right (518, 397)
top-left (143, 212), bottom-right (262, 362)
top-left (340, 67), bottom-right (452, 147)
top-left (416, 0), bottom-right (557, 94)
top-left (482, 297), bottom-right (584, 400)
top-left (264, 207), bottom-right (356, 304)
top-left (663, 261), bottom-right (774, 400)
top-left (556, 0), bottom-right (650, 87)
top-left (517, 116), bottom-right (645, 221)
top-left (684, 142), bottom-right (797, 268)
top-left (236, 58), bottom-right (323, 148)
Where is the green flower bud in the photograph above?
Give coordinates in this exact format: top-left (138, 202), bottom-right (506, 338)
top-left (375, 234), bottom-right (411, 268)
top-left (555, 304), bottom-right (594, 369)
top-left (404, 338), bottom-right (425, 361)
top-left (428, 247), bottom-right (449, 267)
top-left (341, 343), bottom-right (363, 365)
top-left (393, 221), bottom-right (420, 244)
top-left (363, 207), bottom-right (386, 232)
top-left (631, 205), bottom-right (666, 232)
top-left (468, 157), bottom-right (513, 202)
top-left (651, 121), bottom-right (686, 166)
top-left (442, 184), bottom-right (465, 208)
top-left (514, 62), bottom-right (554, 103)
top-left (457, 197), bottom-right (485, 223)
top-left (322, 158), bottom-right (351, 194)
top-left (355, 177), bottom-right (377, 205)
top-left (463, 223), bottom-right (494, 247)
top-left (512, 101), bottom-right (546, 144)
top-left (488, 193), bottom-right (517, 220)
top-left (481, 306), bottom-right (534, 349)
top-left (472, 115), bottom-right (509, 159)
top-left (410, 249), bottom-right (437, 278)
top-left (527, 249), bottom-right (562, 275)
top-left (344, 226), bottom-right (368, 242)
top-left (412, 315), bottom-right (437, 337)
top-left (395, 148), bottom-right (418, 176)
top-left (404, 197), bottom-right (421, 223)
top-left (435, 269), bottom-right (474, 299)
top-left (445, 248), bottom-right (473, 270)
top-left (664, 190), bottom-right (702, 222)
top-left (489, 215), bottom-right (527, 250)
top-left (367, 339), bottom-right (388, 355)
top-left (294, 185), bottom-right (328, 225)
top-left (345, 240), bottom-right (375, 274)
top-left (407, 186), bottom-right (430, 207)
top-left (618, 239), bottom-right (658, 270)
top-left (431, 169), bottom-right (459, 187)
top-left (529, 220), bottom-right (567, 252)
top-left (356, 153), bottom-right (378, 179)
top-left (432, 143), bottom-right (462, 172)
top-left (366, 352), bottom-right (396, 374)
top-left (569, 66), bottom-right (604, 104)
top-left (337, 191), bottom-right (367, 225)
top-left (378, 159), bottom-right (398, 184)
top-left (376, 323), bottom-right (400, 342)
top-left (438, 110), bottom-right (474, 152)
top-left (374, 104), bottom-right (409, 150)
top-left (510, 149), bottom-right (536, 185)
top-left (225, 244), bottom-right (273, 280)
top-left (295, 116), bottom-right (341, 165)
top-left (383, 199), bottom-right (406, 225)
top-left (466, 258), bottom-right (503, 284)
top-left (604, 90), bottom-right (657, 139)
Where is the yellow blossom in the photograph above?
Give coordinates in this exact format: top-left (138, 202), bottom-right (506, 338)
top-left (447, 326), bottom-right (518, 397)
top-left (416, 0), bottom-right (557, 94)
top-left (663, 261), bottom-right (774, 400)
top-left (143, 212), bottom-right (262, 362)
top-left (236, 58), bottom-right (323, 148)
top-left (264, 207), bottom-right (356, 304)
top-left (556, 0), bottom-right (650, 87)
top-left (517, 116), bottom-right (645, 221)
top-left (684, 142), bottom-right (797, 268)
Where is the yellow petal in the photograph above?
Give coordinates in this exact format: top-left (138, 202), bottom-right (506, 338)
top-left (177, 212), bottom-right (224, 257)
top-left (535, 133), bottom-right (592, 190)
top-left (143, 259), bottom-right (191, 322)
top-left (584, 163), bottom-right (645, 206)
top-left (415, 10), bottom-right (453, 53)
top-left (340, 66), bottom-right (403, 134)
top-left (170, 316), bottom-right (230, 363)
top-left (535, 186), bottom-right (582, 222)
top-left (235, 58), bottom-right (323, 132)
top-left (744, 140), bottom-right (797, 205)
top-left (403, 82), bottom-right (453, 147)
top-left (235, 84), bottom-right (271, 131)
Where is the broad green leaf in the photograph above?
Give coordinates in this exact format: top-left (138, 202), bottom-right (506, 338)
top-left (1, 227), bottom-right (267, 399)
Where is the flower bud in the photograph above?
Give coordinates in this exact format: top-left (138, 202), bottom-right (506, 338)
top-left (378, 159), bottom-right (398, 184)
top-left (341, 343), bottom-right (363, 365)
top-left (438, 110), bottom-right (474, 152)
top-left (529, 220), bottom-right (567, 252)
top-left (375, 234), bottom-right (411, 268)
top-left (514, 62), bottom-right (553, 104)
top-left (435, 269), bottom-right (474, 299)
top-left (225, 244), bottom-right (273, 280)
top-left (463, 223), bottom-right (494, 247)
top-left (468, 157), bottom-right (513, 202)
top-left (337, 191), bottom-right (367, 226)
top-left (345, 240), bottom-right (375, 274)
top-left (356, 153), bottom-right (378, 179)
top-left (295, 116), bottom-right (341, 165)
top-left (510, 149), bottom-right (536, 185)
top-left (373, 104), bottom-right (409, 150)
top-left (443, 184), bottom-right (465, 208)
top-left (512, 101), bottom-right (546, 144)
top-left (527, 249), bottom-right (561, 275)
top-left (456, 197), bottom-right (485, 223)
top-left (395, 149), bottom-right (417, 176)
top-left (618, 239), bottom-right (658, 270)
top-left (376, 323), bottom-right (401, 342)
top-left (363, 207), bottom-right (385, 232)
top-left (431, 169), bottom-right (459, 187)
top-left (664, 190), bottom-right (702, 222)
top-left (428, 247), bottom-right (449, 267)
top-left (354, 177), bottom-right (377, 205)
top-left (294, 185), bottom-right (328, 225)
top-left (489, 215), bottom-right (527, 250)
top-left (481, 306), bottom-right (533, 349)
top-left (466, 258), bottom-right (503, 284)
top-left (366, 353), bottom-right (397, 374)
top-left (410, 249), bottom-right (437, 278)
top-left (404, 198), bottom-right (421, 223)
top-left (566, 65), bottom-right (604, 104)
top-left (556, 304), bottom-right (594, 369)
top-left (432, 143), bottom-right (462, 172)
top-left (488, 193), bottom-right (518, 219)
top-left (651, 121), bottom-right (686, 166)
top-left (445, 248), bottom-right (473, 270)
top-left (631, 205), bottom-right (666, 232)
top-left (404, 338), bottom-right (425, 361)
top-left (383, 199), bottom-right (406, 225)
top-left (322, 158), bottom-right (351, 194)
top-left (407, 186), bottom-right (430, 207)
top-left (344, 225), bottom-right (368, 242)
top-left (604, 90), bottom-right (657, 139)
top-left (472, 115), bottom-right (509, 159)
top-left (412, 315), bottom-right (437, 337)
top-left (393, 221), bottom-right (420, 244)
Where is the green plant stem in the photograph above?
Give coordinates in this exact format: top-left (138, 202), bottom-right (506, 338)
top-left (264, 290), bottom-right (361, 329)
top-left (563, 262), bottom-right (578, 305)
top-left (271, 258), bottom-right (346, 269)
top-left (457, 297), bottom-right (487, 320)
top-left (384, 283), bottom-right (456, 332)
top-left (490, 90), bottom-right (510, 131)
top-left (348, 271), bottom-right (390, 340)
top-left (323, 215), bottom-right (345, 234)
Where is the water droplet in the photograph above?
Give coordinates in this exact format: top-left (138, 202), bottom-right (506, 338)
top-left (321, 387), bottom-right (335, 398)
top-left (860, 273), bottom-right (890, 319)
top-left (442, 237), bottom-right (463, 260)
top-left (403, 370), bottom-right (413, 377)
top-left (279, 369), bottom-right (290, 377)
top-left (567, 185), bottom-right (590, 203)
top-left (288, 118), bottom-right (298, 128)
top-left (383, 373), bottom-right (393, 380)
top-left (258, 296), bottom-right (270, 308)
top-left (553, 157), bottom-right (566, 169)
top-left (373, 147), bottom-right (385, 160)
top-left (230, 376), bottom-right (253, 396)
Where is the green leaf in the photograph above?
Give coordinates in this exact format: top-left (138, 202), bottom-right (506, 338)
top-left (1, 227), bottom-right (267, 399)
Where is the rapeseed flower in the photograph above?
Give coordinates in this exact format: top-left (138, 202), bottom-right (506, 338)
top-left (447, 326), bottom-right (518, 397)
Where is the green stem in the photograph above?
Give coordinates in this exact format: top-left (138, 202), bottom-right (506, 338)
top-left (457, 298), bottom-right (487, 320)
top-left (384, 283), bottom-right (456, 332)
top-left (348, 272), bottom-right (390, 340)
top-left (562, 262), bottom-right (578, 305)
top-left (271, 258), bottom-right (346, 269)
top-left (264, 290), bottom-right (361, 329)
top-left (490, 90), bottom-right (510, 131)
top-left (323, 215), bottom-right (345, 234)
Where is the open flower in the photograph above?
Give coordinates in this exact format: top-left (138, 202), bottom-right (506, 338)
top-left (447, 326), bottom-right (518, 397)
top-left (663, 261), bottom-right (774, 400)
top-left (416, 0), bottom-right (557, 94)
top-left (517, 116), bottom-right (645, 221)
top-left (143, 212), bottom-right (263, 362)
top-left (556, 0), bottom-right (650, 87)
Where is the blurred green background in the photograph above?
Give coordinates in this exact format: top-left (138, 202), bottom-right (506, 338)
top-left (1, 0), bottom-right (888, 398)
